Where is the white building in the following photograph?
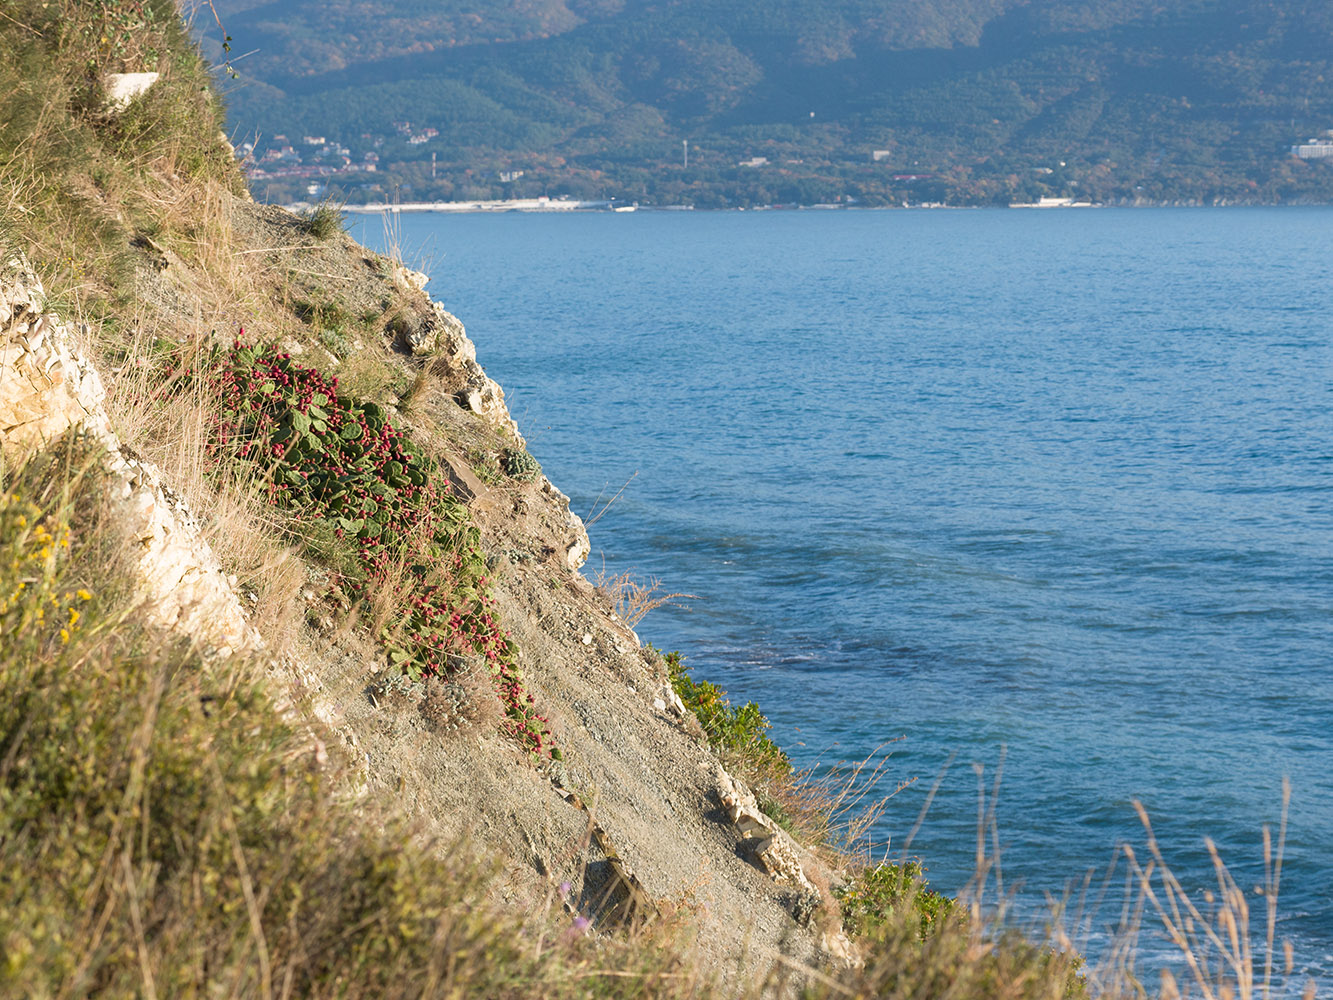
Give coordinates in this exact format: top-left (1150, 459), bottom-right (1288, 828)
top-left (1292, 133), bottom-right (1333, 159)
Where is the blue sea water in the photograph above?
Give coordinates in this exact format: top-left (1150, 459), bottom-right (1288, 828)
top-left (350, 207), bottom-right (1333, 990)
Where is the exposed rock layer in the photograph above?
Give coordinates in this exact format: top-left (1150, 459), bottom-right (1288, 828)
top-left (0, 256), bottom-right (258, 657)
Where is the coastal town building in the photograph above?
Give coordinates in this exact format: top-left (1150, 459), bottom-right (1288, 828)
top-left (1292, 132), bottom-right (1333, 159)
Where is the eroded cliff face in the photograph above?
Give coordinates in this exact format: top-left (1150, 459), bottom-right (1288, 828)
top-left (0, 194), bottom-right (852, 988)
top-left (0, 256), bottom-right (258, 658)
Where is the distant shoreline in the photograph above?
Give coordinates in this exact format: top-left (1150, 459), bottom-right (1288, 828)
top-left (311, 198), bottom-right (1333, 216)
top-left (325, 198), bottom-right (1090, 215)
top-left (340, 198), bottom-right (620, 214)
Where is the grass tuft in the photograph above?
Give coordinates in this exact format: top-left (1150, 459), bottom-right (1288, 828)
top-left (302, 200), bottom-right (345, 240)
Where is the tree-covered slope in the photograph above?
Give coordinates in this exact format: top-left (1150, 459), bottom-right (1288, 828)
top-left (212, 0), bottom-right (1333, 205)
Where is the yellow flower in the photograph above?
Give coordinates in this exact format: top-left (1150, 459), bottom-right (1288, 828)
top-left (60, 628), bottom-right (70, 644)
top-left (77, 589), bottom-right (92, 601)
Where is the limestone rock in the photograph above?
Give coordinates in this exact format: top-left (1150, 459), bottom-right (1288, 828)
top-left (400, 300), bottom-right (470, 360)
top-left (105, 72), bottom-right (159, 111)
top-left (0, 254), bottom-right (259, 659)
top-left (652, 683), bottom-right (688, 717)
top-left (821, 926), bottom-right (860, 966)
top-left (389, 284), bottom-right (590, 571)
top-left (753, 832), bottom-right (816, 893)
top-left (715, 761), bottom-right (860, 949)
top-left (393, 264), bottom-right (430, 293)
top-left (538, 477), bottom-right (590, 571)
top-left (564, 508), bottom-right (591, 570)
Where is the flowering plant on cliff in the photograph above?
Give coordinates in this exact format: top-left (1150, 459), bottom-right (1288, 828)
top-left (0, 492), bottom-right (90, 648)
top-left (208, 341), bottom-right (550, 754)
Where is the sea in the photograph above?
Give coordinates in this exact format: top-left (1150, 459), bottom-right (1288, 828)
top-left (348, 207), bottom-right (1333, 993)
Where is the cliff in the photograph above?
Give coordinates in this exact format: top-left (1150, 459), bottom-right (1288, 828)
top-left (0, 4), bottom-right (1087, 998)
top-left (0, 188), bottom-right (846, 987)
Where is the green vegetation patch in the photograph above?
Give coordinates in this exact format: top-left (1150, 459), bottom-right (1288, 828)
top-left (301, 200), bottom-right (346, 240)
top-left (502, 446), bottom-right (542, 483)
top-left (0, 450), bottom-right (695, 998)
top-left (209, 341), bottom-right (551, 754)
top-left (836, 860), bottom-right (957, 940)
top-left (661, 648), bottom-right (790, 779)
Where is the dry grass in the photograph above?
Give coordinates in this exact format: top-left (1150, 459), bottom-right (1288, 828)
top-left (768, 741), bottom-right (915, 858)
top-left (336, 343), bottom-right (399, 400)
top-left (88, 310), bottom-right (310, 659)
top-left (0, 0), bottom-right (244, 315)
top-left (420, 667), bottom-right (506, 737)
top-left (1, 441), bottom-right (715, 1000)
top-left (593, 561), bottom-right (698, 628)
top-left (1105, 783), bottom-right (1311, 1000)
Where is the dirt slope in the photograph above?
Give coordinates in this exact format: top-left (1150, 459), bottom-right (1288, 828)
top-left (122, 194), bottom-right (844, 990)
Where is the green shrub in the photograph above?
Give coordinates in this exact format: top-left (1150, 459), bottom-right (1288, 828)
top-left (502, 447), bottom-right (542, 482)
top-left (303, 200), bottom-right (345, 240)
top-left (209, 341), bottom-right (551, 755)
top-left (836, 860), bottom-right (957, 940)
top-left (660, 649), bottom-right (790, 779)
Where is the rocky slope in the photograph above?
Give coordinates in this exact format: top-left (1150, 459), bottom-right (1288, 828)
top-left (1, 187), bottom-right (855, 988)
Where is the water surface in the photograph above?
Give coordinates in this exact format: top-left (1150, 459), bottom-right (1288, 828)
top-left (351, 207), bottom-right (1333, 988)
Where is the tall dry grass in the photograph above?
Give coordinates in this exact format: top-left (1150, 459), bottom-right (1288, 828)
top-left (92, 311), bottom-right (309, 658)
top-left (593, 561), bottom-right (698, 628)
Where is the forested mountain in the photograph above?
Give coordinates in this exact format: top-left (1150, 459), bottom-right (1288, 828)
top-left (209, 0), bottom-right (1333, 206)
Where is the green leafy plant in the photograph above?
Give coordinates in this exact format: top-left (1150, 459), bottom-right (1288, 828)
top-left (208, 340), bottom-right (551, 755)
top-left (501, 447), bottom-right (541, 483)
top-left (660, 649), bottom-right (790, 779)
top-left (836, 860), bottom-right (957, 940)
top-left (320, 327), bottom-right (353, 356)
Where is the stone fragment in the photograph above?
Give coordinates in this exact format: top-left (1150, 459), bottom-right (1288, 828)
top-left (753, 833), bottom-right (816, 893)
top-left (105, 72), bottom-right (159, 111)
top-left (393, 264), bottom-right (430, 293)
top-left (715, 762), bottom-right (859, 951)
top-left (821, 926), bottom-right (860, 966)
top-left (654, 682), bottom-right (687, 718)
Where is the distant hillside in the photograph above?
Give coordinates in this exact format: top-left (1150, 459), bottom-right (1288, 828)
top-left (210, 0), bottom-right (1333, 206)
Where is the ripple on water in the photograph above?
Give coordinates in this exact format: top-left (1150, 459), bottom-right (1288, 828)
top-left (351, 207), bottom-right (1333, 987)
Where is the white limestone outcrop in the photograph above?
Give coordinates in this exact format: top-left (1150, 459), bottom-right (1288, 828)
top-left (715, 762), bottom-right (860, 965)
top-left (0, 255), bottom-right (259, 658)
top-left (105, 72), bottom-right (159, 111)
